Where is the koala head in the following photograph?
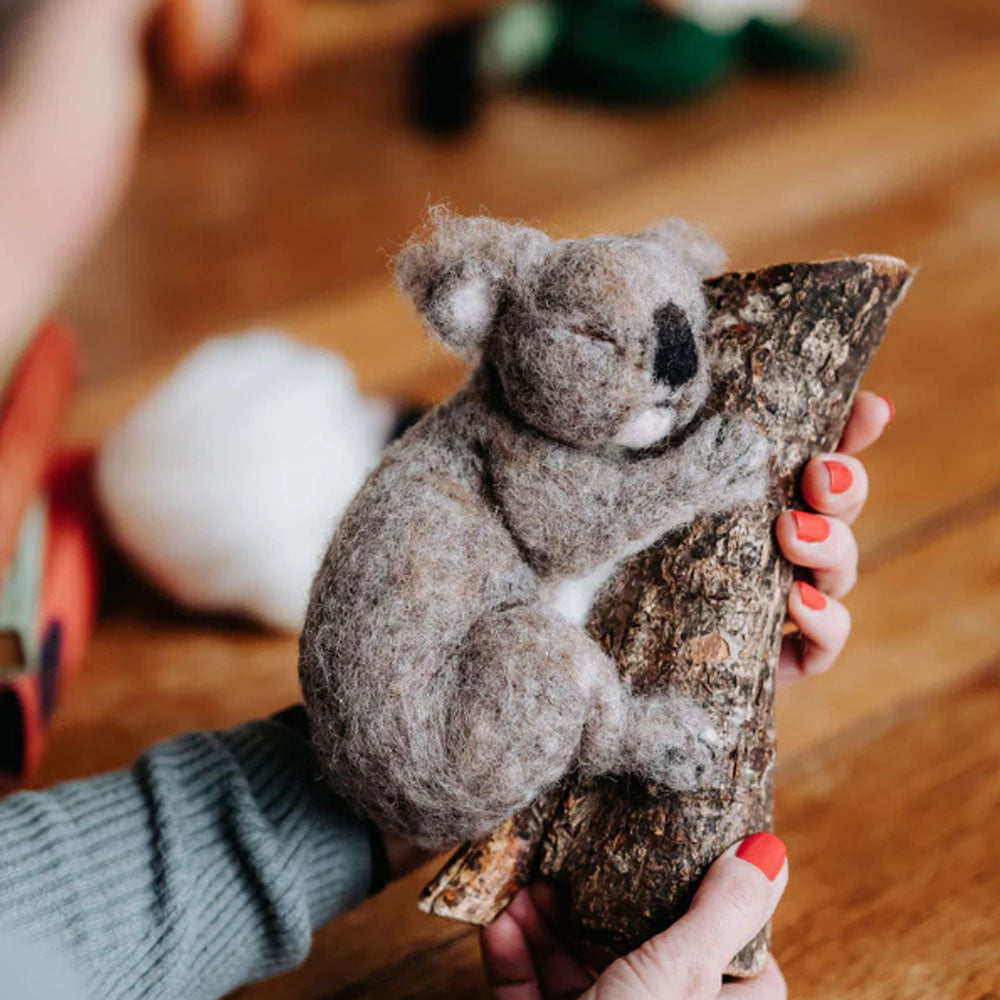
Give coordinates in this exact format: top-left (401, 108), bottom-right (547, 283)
top-left (395, 207), bottom-right (726, 451)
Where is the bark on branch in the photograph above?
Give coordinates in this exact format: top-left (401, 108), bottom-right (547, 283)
top-left (418, 256), bottom-right (913, 977)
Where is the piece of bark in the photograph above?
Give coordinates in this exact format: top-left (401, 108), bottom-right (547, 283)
top-left (418, 255), bottom-right (913, 977)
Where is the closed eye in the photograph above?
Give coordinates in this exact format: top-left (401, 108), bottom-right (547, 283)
top-left (571, 324), bottom-right (617, 347)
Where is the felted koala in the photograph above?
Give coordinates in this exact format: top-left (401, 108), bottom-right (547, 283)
top-left (299, 207), bottom-right (770, 848)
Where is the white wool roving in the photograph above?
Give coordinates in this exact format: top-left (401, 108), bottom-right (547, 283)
top-left (96, 330), bottom-right (393, 631)
top-left (676, 0), bottom-right (807, 32)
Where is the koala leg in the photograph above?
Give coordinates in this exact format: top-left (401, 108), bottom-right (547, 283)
top-left (441, 606), bottom-right (603, 838)
top-left (581, 684), bottom-right (725, 792)
top-left (444, 607), bottom-right (722, 842)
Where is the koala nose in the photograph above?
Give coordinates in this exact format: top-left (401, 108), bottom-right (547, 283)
top-left (652, 304), bottom-right (698, 387)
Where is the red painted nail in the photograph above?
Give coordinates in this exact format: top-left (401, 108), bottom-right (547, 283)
top-left (792, 510), bottom-right (831, 543)
top-left (879, 395), bottom-right (896, 423)
top-left (736, 832), bottom-right (787, 881)
top-left (797, 581), bottom-right (827, 611)
top-left (823, 460), bottom-right (853, 495)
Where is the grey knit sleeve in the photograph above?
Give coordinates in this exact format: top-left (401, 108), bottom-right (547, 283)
top-left (0, 712), bottom-right (375, 1000)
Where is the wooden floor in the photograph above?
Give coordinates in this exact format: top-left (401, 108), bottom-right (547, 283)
top-left (36, 0), bottom-right (1000, 996)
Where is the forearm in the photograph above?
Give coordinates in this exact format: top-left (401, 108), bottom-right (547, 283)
top-left (0, 709), bottom-right (376, 1000)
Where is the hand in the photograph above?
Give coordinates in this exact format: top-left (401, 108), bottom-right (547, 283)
top-left (481, 833), bottom-right (789, 1000)
top-left (0, 0), bottom-right (157, 345)
top-left (776, 391), bottom-right (893, 684)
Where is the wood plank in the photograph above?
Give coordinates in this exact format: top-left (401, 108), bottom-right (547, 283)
top-left (776, 673), bottom-right (1000, 1000)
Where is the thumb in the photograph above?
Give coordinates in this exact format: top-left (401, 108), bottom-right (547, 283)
top-left (668, 833), bottom-right (788, 976)
top-left (594, 833), bottom-right (787, 999)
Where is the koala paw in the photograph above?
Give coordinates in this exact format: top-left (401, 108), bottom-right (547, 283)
top-left (623, 693), bottom-right (728, 792)
top-left (686, 414), bottom-right (771, 509)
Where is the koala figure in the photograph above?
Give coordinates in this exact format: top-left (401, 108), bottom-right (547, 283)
top-left (299, 208), bottom-right (770, 849)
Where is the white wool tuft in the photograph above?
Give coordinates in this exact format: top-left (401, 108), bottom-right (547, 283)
top-left (445, 275), bottom-right (494, 339)
top-left (676, 0), bottom-right (807, 31)
top-left (613, 407), bottom-right (675, 449)
top-left (96, 330), bottom-right (393, 631)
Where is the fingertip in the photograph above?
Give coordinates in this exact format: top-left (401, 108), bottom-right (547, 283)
top-left (673, 839), bottom-right (790, 977)
top-left (792, 580), bottom-right (827, 612)
top-left (879, 394), bottom-right (895, 424)
top-left (734, 832), bottom-right (787, 882)
top-left (837, 390), bottom-right (892, 454)
top-left (480, 911), bottom-right (539, 990)
top-left (777, 512), bottom-right (857, 599)
top-left (774, 510), bottom-right (799, 556)
top-left (801, 450), bottom-right (869, 523)
top-left (482, 909), bottom-right (518, 948)
top-left (505, 887), bottom-right (539, 924)
top-left (785, 588), bottom-right (851, 676)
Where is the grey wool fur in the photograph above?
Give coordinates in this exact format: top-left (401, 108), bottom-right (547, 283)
top-left (299, 207), bottom-right (770, 849)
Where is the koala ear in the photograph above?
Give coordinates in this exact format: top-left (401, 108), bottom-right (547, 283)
top-left (633, 218), bottom-right (727, 279)
top-left (394, 205), bottom-right (550, 360)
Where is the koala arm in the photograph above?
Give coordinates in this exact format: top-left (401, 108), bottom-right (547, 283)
top-left (619, 414), bottom-right (771, 540)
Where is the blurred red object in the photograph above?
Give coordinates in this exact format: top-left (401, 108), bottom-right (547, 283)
top-left (0, 320), bottom-right (77, 576)
top-left (149, 0), bottom-right (300, 98)
top-left (0, 452), bottom-right (101, 785)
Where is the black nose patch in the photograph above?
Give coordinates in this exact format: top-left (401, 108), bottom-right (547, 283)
top-left (652, 304), bottom-right (698, 387)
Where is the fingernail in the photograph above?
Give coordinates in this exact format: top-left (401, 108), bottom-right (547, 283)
top-left (797, 581), bottom-right (827, 610)
top-left (736, 832), bottom-right (786, 881)
top-left (823, 460), bottom-right (853, 495)
top-left (879, 395), bottom-right (896, 423)
top-left (792, 510), bottom-right (830, 543)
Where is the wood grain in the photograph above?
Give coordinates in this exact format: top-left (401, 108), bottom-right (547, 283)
top-left (776, 672), bottom-right (1000, 1000)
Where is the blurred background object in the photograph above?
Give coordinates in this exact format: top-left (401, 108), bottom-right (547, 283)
top-left (96, 330), bottom-right (395, 632)
top-left (0, 324), bottom-right (99, 785)
top-left (415, 0), bottom-right (850, 134)
top-left (14, 0), bottom-right (1000, 997)
top-left (146, 0), bottom-right (850, 133)
top-left (147, 0), bottom-right (509, 99)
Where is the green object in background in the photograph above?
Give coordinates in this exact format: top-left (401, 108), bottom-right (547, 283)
top-left (413, 0), bottom-right (855, 136)
top-left (537, 1), bottom-right (736, 104)
top-left (484, 0), bottom-right (853, 107)
top-left (738, 16), bottom-right (852, 74)
top-left (482, 0), bottom-right (560, 81)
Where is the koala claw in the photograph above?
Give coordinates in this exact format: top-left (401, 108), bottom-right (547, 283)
top-left (623, 693), bottom-right (727, 792)
top-left (685, 414), bottom-right (771, 506)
